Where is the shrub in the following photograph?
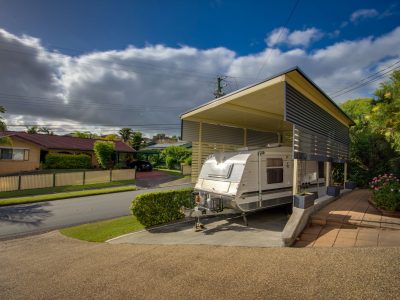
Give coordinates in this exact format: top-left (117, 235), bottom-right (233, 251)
top-left (160, 146), bottom-right (191, 170)
top-left (44, 153), bottom-right (91, 169)
top-left (130, 188), bottom-right (194, 227)
top-left (165, 156), bottom-right (176, 169)
top-left (369, 174), bottom-right (400, 211)
top-left (93, 141), bottom-right (115, 169)
top-left (184, 156), bottom-right (192, 166)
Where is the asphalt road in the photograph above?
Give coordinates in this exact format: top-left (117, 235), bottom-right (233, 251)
top-left (0, 184), bottom-right (192, 239)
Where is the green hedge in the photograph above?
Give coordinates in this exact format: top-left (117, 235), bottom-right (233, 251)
top-left (130, 188), bottom-right (193, 227)
top-left (45, 153), bottom-right (91, 169)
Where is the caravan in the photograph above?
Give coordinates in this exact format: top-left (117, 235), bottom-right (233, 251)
top-left (193, 145), bottom-right (324, 215)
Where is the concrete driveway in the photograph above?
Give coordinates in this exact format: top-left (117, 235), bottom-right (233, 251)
top-left (135, 170), bottom-right (181, 188)
top-left (109, 206), bottom-right (290, 247)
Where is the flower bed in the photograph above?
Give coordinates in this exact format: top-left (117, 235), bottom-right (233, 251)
top-left (369, 174), bottom-right (400, 211)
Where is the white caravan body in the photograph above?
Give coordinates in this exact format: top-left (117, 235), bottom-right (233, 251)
top-left (195, 146), bottom-right (324, 212)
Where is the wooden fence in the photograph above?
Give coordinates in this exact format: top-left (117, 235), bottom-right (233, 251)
top-left (0, 169), bottom-right (136, 192)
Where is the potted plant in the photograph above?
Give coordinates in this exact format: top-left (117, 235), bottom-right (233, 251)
top-left (293, 191), bottom-right (316, 209)
top-left (344, 181), bottom-right (357, 190)
top-left (327, 185), bottom-right (341, 197)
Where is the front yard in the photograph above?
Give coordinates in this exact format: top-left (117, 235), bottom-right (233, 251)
top-left (60, 215), bottom-right (144, 242)
top-left (0, 180), bottom-right (136, 206)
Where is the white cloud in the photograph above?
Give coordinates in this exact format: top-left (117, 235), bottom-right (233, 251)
top-left (350, 8), bottom-right (379, 23)
top-left (1, 26), bottom-right (400, 136)
top-left (266, 27), bottom-right (323, 48)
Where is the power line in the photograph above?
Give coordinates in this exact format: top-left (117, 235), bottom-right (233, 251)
top-left (329, 59), bottom-right (400, 98)
top-left (330, 65), bottom-right (400, 99)
top-left (255, 0), bottom-right (300, 79)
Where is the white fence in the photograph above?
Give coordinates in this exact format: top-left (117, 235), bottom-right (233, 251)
top-left (0, 169), bottom-right (136, 192)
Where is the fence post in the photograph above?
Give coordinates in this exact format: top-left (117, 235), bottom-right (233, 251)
top-left (18, 173), bottom-right (21, 190)
top-left (110, 169), bottom-right (112, 182)
top-left (53, 171), bottom-right (56, 188)
top-left (83, 170), bottom-right (86, 185)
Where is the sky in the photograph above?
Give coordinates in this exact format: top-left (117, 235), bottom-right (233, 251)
top-left (0, 0), bottom-right (399, 136)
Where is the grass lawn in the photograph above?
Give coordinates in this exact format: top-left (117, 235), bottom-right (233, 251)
top-left (60, 215), bottom-right (145, 242)
top-left (155, 168), bottom-right (184, 178)
top-left (0, 185), bottom-right (136, 206)
top-left (0, 180), bottom-right (135, 199)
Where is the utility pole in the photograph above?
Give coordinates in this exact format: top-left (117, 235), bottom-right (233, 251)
top-left (213, 76), bottom-right (227, 98)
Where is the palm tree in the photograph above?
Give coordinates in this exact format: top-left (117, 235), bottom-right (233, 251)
top-left (119, 128), bottom-right (133, 143)
top-left (38, 127), bottom-right (53, 135)
top-left (26, 125), bottom-right (38, 134)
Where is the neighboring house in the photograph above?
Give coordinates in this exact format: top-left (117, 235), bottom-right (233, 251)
top-left (0, 131), bottom-right (135, 175)
top-left (151, 133), bottom-right (179, 144)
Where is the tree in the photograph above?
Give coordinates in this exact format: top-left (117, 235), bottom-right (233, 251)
top-left (26, 125), bottom-right (38, 134)
top-left (103, 134), bottom-right (118, 141)
top-left (160, 146), bottom-right (191, 169)
top-left (130, 132), bottom-right (143, 150)
top-left (340, 70), bottom-right (400, 184)
top-left (119, 128), bottom-right (133, 143)
top-left (93, 141), bottom-right (115, 169)
top-left (0, 106), bottom-right (6, 131)
top-left (38, 127), bottom-right (54, 135)
top-left (71, 131), bottom-right (98, 139)
top-left (0, 106), bottom-right (11, 146)
top-left (370, 70), bottom-right (400, 151)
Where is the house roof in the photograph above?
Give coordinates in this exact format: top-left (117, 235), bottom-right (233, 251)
top-left (0, 131), bottom-right (135, 153)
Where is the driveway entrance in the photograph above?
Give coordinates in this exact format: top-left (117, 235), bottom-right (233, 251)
top-left (109, 206), bottom-right (290, 247)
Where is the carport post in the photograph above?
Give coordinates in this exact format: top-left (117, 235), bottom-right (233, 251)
top-left (325, 161), bottom-right (331, 186)
top-left (292, 159), bottom-right (299, 195)
top-left (198, 122), bottom-right (203, 170)
top-left (344, 162), bottom-right (348, 184)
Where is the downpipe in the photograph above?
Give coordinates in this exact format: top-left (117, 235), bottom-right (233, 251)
top-left (258, 150), bottom-right (264, 208)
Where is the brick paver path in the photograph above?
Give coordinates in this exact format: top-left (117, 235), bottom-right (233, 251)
top-left (294, 189), bottom-right (400, 248)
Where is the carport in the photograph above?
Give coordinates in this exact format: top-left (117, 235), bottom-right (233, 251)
top-left (181, 67), bottom-right (354, 196)
top-left (111, 68), bottom-right (355, 248)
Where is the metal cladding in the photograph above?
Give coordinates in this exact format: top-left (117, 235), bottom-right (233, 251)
top-left (181, 120), bottom-right (279, 147)
top-left (247, 129), bottom-right (278, 147)
top-left (285, 83), bottom-right (349, 162)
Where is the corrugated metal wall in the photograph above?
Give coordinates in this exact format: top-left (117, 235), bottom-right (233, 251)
top-left (285, 83), bottom-right (349, 162)
top-left (182, 120), bottom-right (279, 147)
top-left (181, 120), bottom-right (199, 142)
top-left (182, 120), bottom-right (282, 181)
top-left (246, 129), bottom-right (278, 147)
top-left (202, 123), bottom-right (244, 145)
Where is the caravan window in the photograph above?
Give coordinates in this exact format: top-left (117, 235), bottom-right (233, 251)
top-left (207, 163), bottom-right (234, 179)
top-left (266, 158), bottom-right (283, 184)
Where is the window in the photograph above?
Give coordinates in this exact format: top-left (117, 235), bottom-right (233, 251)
top-left (0, 148), bottom-right (29, 161)
top-left (208, 164), bottom-right (233, 179)
top-left (0, 149), bottom-right (12, 160)
top-left (267, 158), bottom-right (283, 184)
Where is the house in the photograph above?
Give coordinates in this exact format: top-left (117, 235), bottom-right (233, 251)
top-left (0, 131), bottom-right (135, 175)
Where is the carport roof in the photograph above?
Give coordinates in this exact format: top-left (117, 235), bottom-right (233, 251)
top-left (181, 67), bottom-right (354, 129)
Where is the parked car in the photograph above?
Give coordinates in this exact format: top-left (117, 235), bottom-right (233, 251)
top-left (128, 160), bottom-right (152, 171)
